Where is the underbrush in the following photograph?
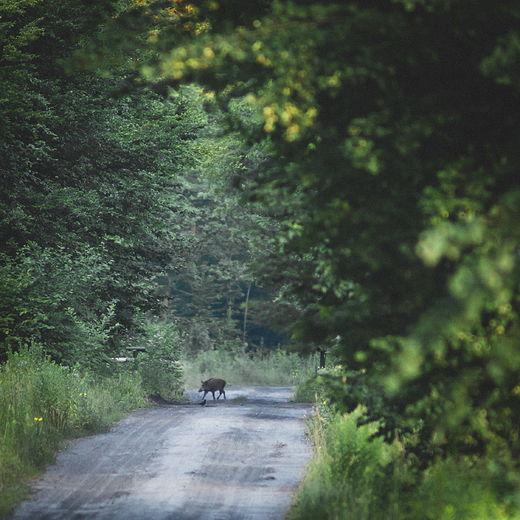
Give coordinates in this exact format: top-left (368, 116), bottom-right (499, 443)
top-left (289, 403), bottom-right (520, 520)
top-left (293, 371), bottom-right (331, 403)
top-left (134, 321), bottom-right (184, 401)
top-left (182, 348), bottom-right (318, 390)
top-left (0, 346), bottom-right (145, 515)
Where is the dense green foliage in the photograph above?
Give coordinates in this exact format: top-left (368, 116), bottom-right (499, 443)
top-left (115, 0), bottom-right (520, 469)
top-left (134, 321), bottom-right (184, 399)
top-left (0, 0), bottom-right (208, 366)
top-left (168, 151), bottom-right (291, 353)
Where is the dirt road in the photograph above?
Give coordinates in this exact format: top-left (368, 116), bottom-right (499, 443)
top-left (9, 387), bottom-right (312, 520)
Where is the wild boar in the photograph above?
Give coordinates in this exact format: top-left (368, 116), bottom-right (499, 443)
top-left (198, 378), bottom-right (226, 400)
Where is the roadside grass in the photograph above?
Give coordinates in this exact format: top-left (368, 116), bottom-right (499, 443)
top-left (181, 348), bottom-right (318, 390)
top-left (288, 402), bottom-right (520, 520)
top-left (0, 346), bottom-right (146, 516)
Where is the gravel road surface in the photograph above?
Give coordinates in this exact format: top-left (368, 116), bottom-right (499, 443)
top-left (8, 386), bottom-right (312, 520)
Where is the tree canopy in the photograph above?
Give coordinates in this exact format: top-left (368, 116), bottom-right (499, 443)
top-left (89, 0), bottom-right (520, 462)
top-left (0, 0), bottom-right (207, 366)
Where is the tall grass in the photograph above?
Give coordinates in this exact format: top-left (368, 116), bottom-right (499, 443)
top-left (288, 405), bottom-right (397, 520)
top-left (181, 348), bottom-right (318, 390)
top-left (289, 403), bottom-right (520, 520)
top-left (0, 346), bottom-right (145, 515)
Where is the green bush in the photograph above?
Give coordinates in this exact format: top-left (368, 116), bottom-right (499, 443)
top-left (135, 322), bottom-right (184, 400)
top-left (0, 246), bottom-right (121, 369)
top-left (293, 367), bottom-right (338, 404)
top-left (404, 457), bottom-right (520, 520)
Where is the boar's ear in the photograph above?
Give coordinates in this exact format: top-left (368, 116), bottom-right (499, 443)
top-left (201, 379), bottom-right (204, 383)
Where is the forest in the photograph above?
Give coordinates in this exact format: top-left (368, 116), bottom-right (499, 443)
top-left (2, 0), bottom-right (520, 517)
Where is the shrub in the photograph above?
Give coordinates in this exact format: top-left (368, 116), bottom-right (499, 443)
top-left (135, 322), bottom-right (184, 400)
top-left (404, 457), bottom-right (520, 520)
